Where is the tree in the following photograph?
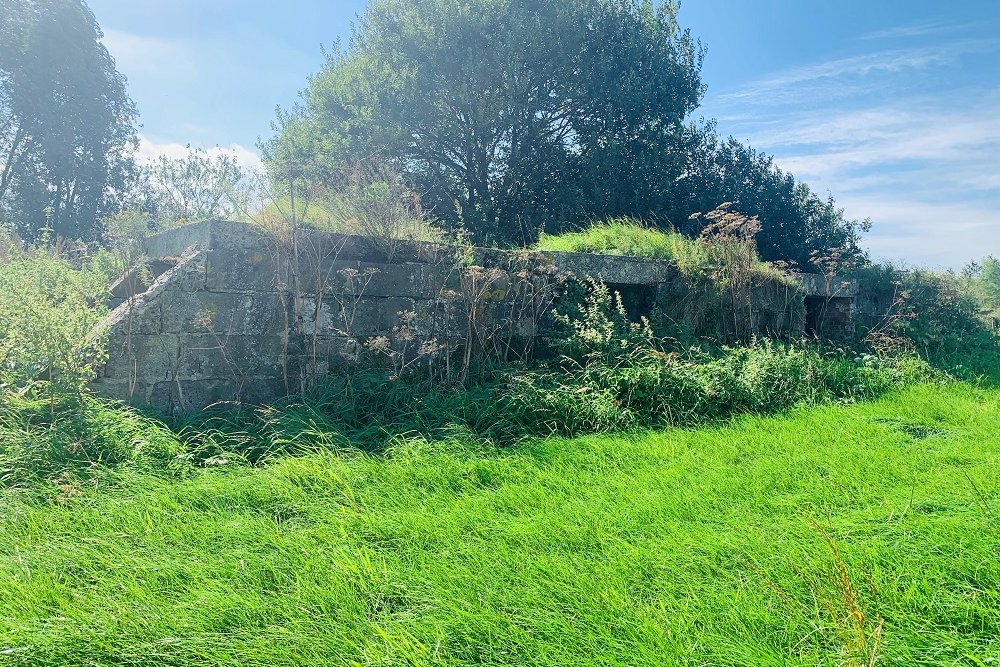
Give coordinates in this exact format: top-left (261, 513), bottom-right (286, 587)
top-left (265, 0), bottom-right (704, 245)
top-left (674, 129), bottom-right (869, 266)
top-left (266, 0), bottom-right (867, 264)
top-left (145, 149), bottom-right (247, 226)
top-left (0, 0), bottom-right (137, 241)
top-left (964, 256), bottom-right (1000, 314)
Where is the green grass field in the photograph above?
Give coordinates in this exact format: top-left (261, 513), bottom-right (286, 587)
top-left (2, 382), bottom-right (999, 666)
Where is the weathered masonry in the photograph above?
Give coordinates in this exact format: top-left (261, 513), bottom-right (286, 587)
top-left (92, 219), bottom-right (861, 413)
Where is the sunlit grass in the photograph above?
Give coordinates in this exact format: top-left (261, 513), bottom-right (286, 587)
top-left (536, 218), bottom-right (701, 262)
top-left (2, 382), bottom-right (998, 665)
top-left (535, 217), bottom-right (791, 284)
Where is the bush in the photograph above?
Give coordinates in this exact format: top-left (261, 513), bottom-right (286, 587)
top-left (536, 219), bottom-right (700, 262)
top-left (495, 282), bottom-right (941, 437)
top-left (499, 341), bottom-right (939, 438)
top-left (855, 263), bottom-right (1000, 379)
top-left (537, 211), bottom-right (801, 344)
top-left (0, 239), bottom-right (110, 401)
top-left (965, 256), bottom-right (1000, 317)
top-left (250, 158), bottom-right (443, 246)
top-left (0, 239), bottom-right (179, 488)
top-left (535, 212), bottom-right (790, 282)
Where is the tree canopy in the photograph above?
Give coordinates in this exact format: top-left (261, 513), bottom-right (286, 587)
top-left (675, 129), bottom-right (869, 266)
top-left (266, 0), bottom-right (868, 265)
top-left (265, 0), bottom-right (704, 243)
top-left (0, 0), bottom-right (137, 241)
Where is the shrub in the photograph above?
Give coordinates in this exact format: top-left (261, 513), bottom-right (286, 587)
top-left (0, 240), bottom-right (180, 487)
top-left (250, 158), bottom-right (443, 247)
top-left (536, 211), bottom-right (801, 343)
top-left (0, 240), bottom-right (110, 402)
top-left (535, 211), bottom-right (790, 282)
top-left (498, 341), bottom-right (939, 438)
top-left (855, 263), bottom-right (1000, 379)
top-left (499, 283), bottom-right (941, 437)
top-left (965, 256), bottom-right (1000, 317)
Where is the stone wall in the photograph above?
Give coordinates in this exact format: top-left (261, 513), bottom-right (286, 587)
top-left (92, 220), bottom-right (851, 413)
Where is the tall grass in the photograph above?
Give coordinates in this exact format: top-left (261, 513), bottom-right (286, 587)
top-left (0, 238), bottom-right (111, 400)
top-left (1, 383), bottom-right (998, 665)
top-left (536, 218), bottom-right (702, 262)
top-left (534, 216), bottom-right (789, 281)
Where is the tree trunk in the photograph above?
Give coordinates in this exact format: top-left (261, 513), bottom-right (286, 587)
top-left (0, 125), bottom-right (28, 204)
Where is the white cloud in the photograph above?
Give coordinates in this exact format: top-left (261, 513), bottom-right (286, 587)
top-left (841, 196), bottom-right (999, 269)
top-left (860, 22), bottom-right (980, 41)
top-left (703, 29), bottom-right (1000, 268)
top-left (136, 135), bottom-right (265, 175)
top-left (717, 39), bottom-right (997, 106)
top-left (755, 100), bottom-right (1000, 267)
top-left (745, 94), bottom-right (1000, 194)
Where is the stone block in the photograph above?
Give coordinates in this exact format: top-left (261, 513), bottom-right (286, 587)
top-left (794, 273), bottom-right (859, 298)
top-left (175, 334), bottom-right (287, 380)
top-left (204, 244), bottom-right (280, 292)
top-left (148, 377), bottom-right (288, 413)
top-left (143, 220), bottom-right (213, 258)
top-left (104, 300), bottom-right (163, 335)
top-left (102, 333), bottom-right (180, 382)
top-left (160, 292), bottom-right (287, 336)
top-left (548, 251), bottom-right (672, 285)
top-left (353, 296), bottom-right (419, 335)
top-left (312, 260), bottom-right (448, 299)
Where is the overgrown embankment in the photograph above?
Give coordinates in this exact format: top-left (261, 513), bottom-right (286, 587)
top-left (2, 222), bottom-right (999, 482)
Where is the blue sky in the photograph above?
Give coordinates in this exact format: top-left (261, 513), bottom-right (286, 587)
top-left (88, 0), bottom-right (1000, 267)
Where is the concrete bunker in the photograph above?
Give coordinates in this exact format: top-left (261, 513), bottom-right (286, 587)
top-left (91, 219), bottom-right (859, 413)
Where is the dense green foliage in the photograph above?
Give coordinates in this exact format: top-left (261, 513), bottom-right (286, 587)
top-left (267, 0), bottom-right (703, 246)
top-left (2, 383), bottom-right (999, 665)
top-left (853, 262), bottom-right (1000, 379)
top-left (0, 393), bottom-right (183, 487)
top-left (0, 0), bottom-right (137, 240)
top-left (0, 236), bottom-right (110, 398)
top-left (142, 148), bottom-right (248, 226)
top-left (508, 282), bottom-right (938, 437)
top-left (534, 215), bottom-right (785, 277)
top-left (266, 0), bottom-right (865, 264)
top-left (965, 255), bottom-right (1000, 317)
top-left (678, 133), bottom-right (869, 266)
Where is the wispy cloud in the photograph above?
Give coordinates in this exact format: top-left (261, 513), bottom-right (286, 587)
top-left (745, 93), bottom-right (1000, 184)
top-left (704, 28), bottom-right (1000, 268)
top-left (718, 39), bottom-right (996, 106)
top-left (846, 196), bottom-right (999, 268)
top-left (752, 97), bottom-right (1000, 266)
top-left (860, 21), bottom-right (980, 41)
